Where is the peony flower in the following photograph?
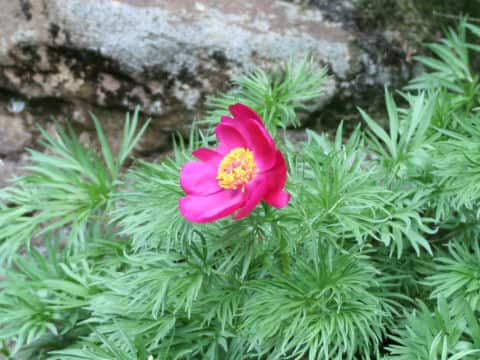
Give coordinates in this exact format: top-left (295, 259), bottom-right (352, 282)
top-left (179, 103), bottom-right (290, 223)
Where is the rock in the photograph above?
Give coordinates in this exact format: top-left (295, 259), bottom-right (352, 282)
top-left (0, 111), bottom-right (32, 155)
top-left (0, 0), bottom-right (351, 125)
top-left (0, 155), bottom-right (29, 187)
top-left (0, 0), bottom-right (436, 186)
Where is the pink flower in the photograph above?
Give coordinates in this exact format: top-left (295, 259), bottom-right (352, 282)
top-left (179, 103), bottom-right (290, 223)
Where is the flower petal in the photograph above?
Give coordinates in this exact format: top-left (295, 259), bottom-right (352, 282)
top-left (243, 119), bottom-right (276, 170)
top-left (221, 110), bottom-right (276, 171)
top-left (214, 122), bottom-right (247, 154)
top-left (179, 103), bottom-right (290, 223)
top-left (193, 148), bottom-right (223, 165)
top-left (266, 150), bottom-right (288, 188)
top-left (233, 179), bottom-right (269, 220)
top-left (179, 190), bottom-right (244, 223)
top-left (180, 161), bottom-right (220, 195)
top-left (264, 190), bottom-right (290, 208)
top-left (262, 150), bottom-right (290, 208)
top-left (229, 103), bottom-right (262, 124)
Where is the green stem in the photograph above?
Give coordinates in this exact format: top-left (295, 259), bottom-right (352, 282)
top-left (279, 233), bottom-right (290, 273)
top-left (263, 202), bottom-right (290, 272)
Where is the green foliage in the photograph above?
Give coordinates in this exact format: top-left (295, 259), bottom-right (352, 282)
top-left (426, 241), bottom-right (480, 312)
top-left (0, 236), bottom-right (93, 356)
top-left (0, 110), bottom-right (148, 263)
top-left (387, 299), bottom-right (480, 359)
top-left (205, 57), bottom-right (328, 136)
top-left (48, 331), bottom-right (149, 360)
top-left (359, 90), bottom-right (437, 183)
top-left (110, 159), bottom-right (193, 251)
top-left (433, 115), bottom-right (480, 219)
top-left (241, 251), bottom-right (390, 359)
top-left (285, 127), bottom-right (434, 257)
top-left (2, 20), bottom-right (480, 360)
top-left (410, 20), bottom-right (473, 89)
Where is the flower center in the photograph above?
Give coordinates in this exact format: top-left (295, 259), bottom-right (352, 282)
top-left (217, 148), bottom-right (258, 191)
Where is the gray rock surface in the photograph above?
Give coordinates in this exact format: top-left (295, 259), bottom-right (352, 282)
top-left (0, 0), bottom-right (349, 118)
top-left (0, 0), bottom-right (419, 186)
top-left (0, 111), bottom-right (32, 155)
top-left (0, 156), bottom-right (29, 187)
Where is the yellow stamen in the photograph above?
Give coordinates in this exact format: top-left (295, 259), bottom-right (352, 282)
top-left (217, 148), bottom-right (258, 191)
